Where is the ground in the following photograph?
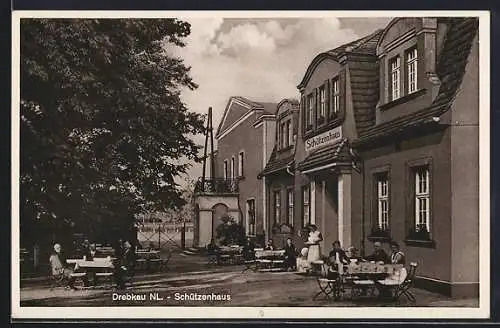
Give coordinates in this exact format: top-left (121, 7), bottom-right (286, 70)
top-left (20, 250), bottom-right (479, 307)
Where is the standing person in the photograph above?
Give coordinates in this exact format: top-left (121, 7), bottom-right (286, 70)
top-left (283, 238), bottom-right (297, 271)
top-left (389, 241), bottom-right (406, 265)
top-left (242, 237), bottom-right (255, 260)
top-left (115, 240), bottom-right (135, 289)
top-left (306, 224), bottom-right (323, 263)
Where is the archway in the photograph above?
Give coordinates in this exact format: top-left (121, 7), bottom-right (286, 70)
top-left (212, 203), bottom-right (229, 241)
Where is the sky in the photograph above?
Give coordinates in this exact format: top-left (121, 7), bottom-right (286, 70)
top-left (170, 17), bottom-right (393, 186)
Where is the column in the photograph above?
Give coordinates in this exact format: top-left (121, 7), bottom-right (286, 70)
top-left (338, 173), bottom-right (352, 248)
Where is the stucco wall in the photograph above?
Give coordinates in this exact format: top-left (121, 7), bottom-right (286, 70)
top-left (450, 32), bottom-right (479, 287)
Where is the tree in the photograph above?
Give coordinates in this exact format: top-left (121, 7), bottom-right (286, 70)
top-left (20, 19), bottom-right (205, 246)
top-left (215, 215), bottom-right (246, 246)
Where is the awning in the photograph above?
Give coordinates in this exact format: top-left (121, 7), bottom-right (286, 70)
top-left (258, 148), bottom-right (295, 178)
top-left (296, 138), bottom-right (353, 174)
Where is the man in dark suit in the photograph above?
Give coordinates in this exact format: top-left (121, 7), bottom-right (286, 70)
top-left (283, 238), bottom-right (297, 271)
top-left (365, 241), bottom-right (390, 264)
top-left (115, 240), bottom-right (136, 289)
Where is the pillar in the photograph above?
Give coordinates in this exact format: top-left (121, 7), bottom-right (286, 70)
top-left (338, 173), bottom-right (352, 248)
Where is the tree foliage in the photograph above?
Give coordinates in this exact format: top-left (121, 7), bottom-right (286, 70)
top-left (20, 19), bottom-right (205, 243)
top-left (215, 215), bottom-right (246, 246)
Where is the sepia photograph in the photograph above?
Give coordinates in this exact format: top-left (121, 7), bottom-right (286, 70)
top-left (12, 11), bottom-right (490, 319)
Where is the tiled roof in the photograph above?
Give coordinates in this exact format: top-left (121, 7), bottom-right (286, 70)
top-left (233, 96), bottom-right (278, 115)
top-left (259, 146), bottom-right (295, 177)
top-left (326, 29), bottom-right (384, 58)
top-left (296, 139), bottom-right (353, 172)
top-left (353, 17), bottom-right (478, 146)
top-left (298, 30), bottom-right (383, 90)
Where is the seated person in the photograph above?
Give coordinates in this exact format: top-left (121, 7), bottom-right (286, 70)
top-left (283, 238), bottom-right (297, 271)
top-left (264, 239), bottom-right (275, 251)
top-left (365, 241), bottom-right (390, 264)
top-left (49, 243), bottom-right (80, 289)
top-left (296, 247), bottom-right (310, 273)
top-left (389, 241), bottom-right (406, 265)
top-left (207, 239), bottom-right (220, 263)
top-left (325, 241), bottom-right (349, 279)
top-left (85, 244), bottom-right (102, 261)
top-left (327, 241), bottom-right (350, 266)
top-left (346, 246), bottom-right (364, 263)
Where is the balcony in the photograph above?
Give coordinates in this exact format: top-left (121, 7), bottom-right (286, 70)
top-left (194, 178), bottom-right (239, 195)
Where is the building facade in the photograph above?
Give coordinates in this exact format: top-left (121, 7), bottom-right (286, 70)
top-left (194, 96), bottom-right (278, 247)
top-left (258, 99), bottom-right (299, 248)
top-left (259, 17), bottom-right (479, 297)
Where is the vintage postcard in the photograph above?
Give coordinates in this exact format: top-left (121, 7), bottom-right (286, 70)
top-left (11, 10), bottom-right (490, 320)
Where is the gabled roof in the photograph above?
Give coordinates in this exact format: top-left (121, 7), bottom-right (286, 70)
top-left (215, 96), bottom-right (278, 138)
top-left (298, 29), bottom-right (383, 90)
top-left (353, 17), bottom-right (479, 146)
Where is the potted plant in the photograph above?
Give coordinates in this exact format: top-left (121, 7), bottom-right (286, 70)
top-left (407, 223), bottom-right (431, 241)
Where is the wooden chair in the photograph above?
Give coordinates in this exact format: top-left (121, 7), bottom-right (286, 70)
top-left (49, 269), bottom-right (67, 290)
top-left (377, 262), bottom-right (418, 303)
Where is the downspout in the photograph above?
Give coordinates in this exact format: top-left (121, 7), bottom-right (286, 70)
top-left (286, 163), bottom-right (295, 176)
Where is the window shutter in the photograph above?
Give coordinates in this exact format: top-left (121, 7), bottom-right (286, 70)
top-left (300, 95), bottom-right (306, 134)
top-left (314, 88), bottom-right (319, 128)
top-left (324, 79), bottom-right (330, 118)
top-left (339, 69), bottom-right (346, 117)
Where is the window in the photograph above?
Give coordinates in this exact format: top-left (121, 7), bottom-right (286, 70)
top-left (390, 56), bottom-right (401, 101)
top-left (415, 166), bottom-right (430, 232)
top-left (223, 160), bottom-right (228, 179)
top-left (287, 189), bottom-right (294, 225)
top-left (407, 48), bottom-right (418, 94)
top-left (280, 121), bottom-right (287, 149)
top-left (302, 185), bottom-right (310, 227)
top-left (287, 120), bottom-right (293, 146)
top-left (318, 86), bottom-right (326, 123)
top-left (274, 191), bottom-right (281, 224)
top-left (331, 78), bottom-right (340, 116)
top-left (231, 157), bottom-right (235, 178)
top-left (279, 119), bottom-right (293, 149)
top-left (247, 199), bottom-right (256, 236)
top-left (238, 152), bottom-right (244, 177)
top-left (376, 173), bottom-right (389, 231)
top-left (306, 94), bottom-right (314, 129)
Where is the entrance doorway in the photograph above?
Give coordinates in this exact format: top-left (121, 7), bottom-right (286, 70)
top-left (212, 203), bottom-right (229, 241)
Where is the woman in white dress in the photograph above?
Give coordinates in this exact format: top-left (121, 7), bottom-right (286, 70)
top-left (306, 224), bottom-right (323, 263)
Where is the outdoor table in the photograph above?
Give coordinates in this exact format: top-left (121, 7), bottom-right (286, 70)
top-left (346, 263), bottom-right (402, 299)
top-left (66, 258), bottom-right (116, 287)
top-left (255, 250), bottom-right (286, 272)
top-left (217, 246), bottom-right (243, 265)
top-left (135, 250), bottom-right (161, 271)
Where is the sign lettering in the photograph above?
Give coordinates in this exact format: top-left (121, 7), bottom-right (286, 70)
top-left (305, 126), bottom-right (342, 152)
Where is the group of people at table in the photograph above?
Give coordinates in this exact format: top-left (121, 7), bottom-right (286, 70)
top-left (226, 224), bottom-right (406, 277)
top-left (49, 239), bottom-right (136, 290)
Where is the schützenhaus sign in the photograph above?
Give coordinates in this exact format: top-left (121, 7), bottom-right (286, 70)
top-left (305, 126), bottom-right (342, 152)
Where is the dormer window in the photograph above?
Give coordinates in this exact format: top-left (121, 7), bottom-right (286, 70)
top-left (406, 47), bottom-right (418, 94)
top-left (331, 77), bottom-right (340, 116)
top-left (278, 117), bottom-right (293, 150)
top-left (390, 56), bottom-right (401, 101)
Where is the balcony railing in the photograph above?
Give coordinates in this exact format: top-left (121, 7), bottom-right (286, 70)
top-left (194, 178), bottom-right (239, 194)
